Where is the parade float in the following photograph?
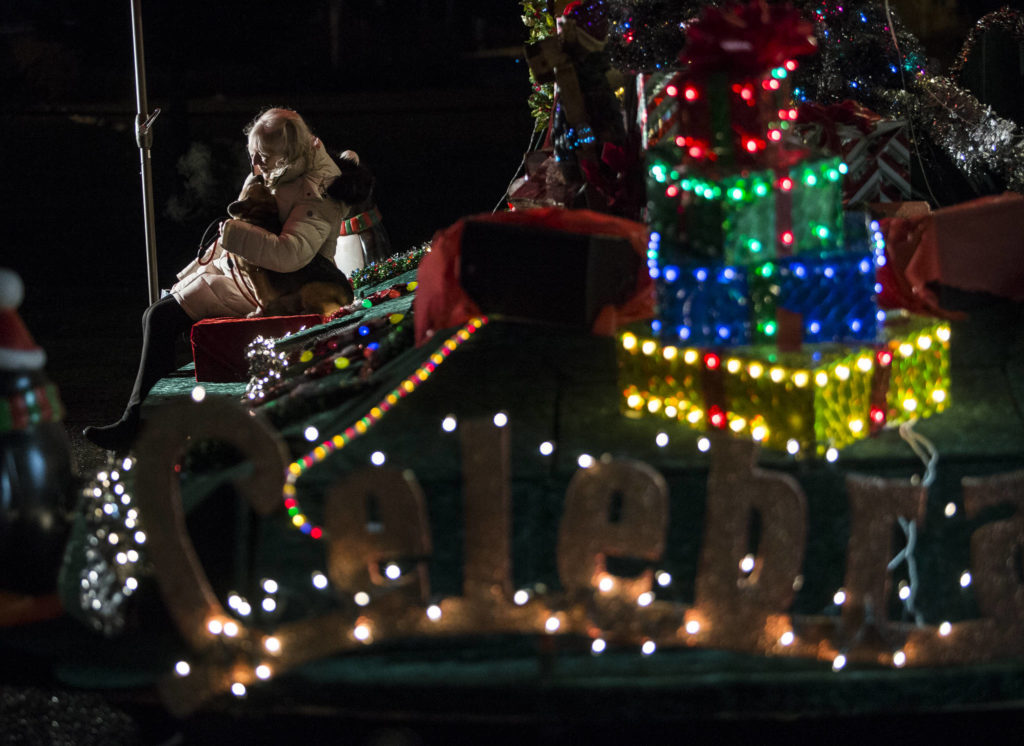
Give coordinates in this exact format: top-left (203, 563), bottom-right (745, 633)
top-left (2, 0), bottom-right (1024, 738)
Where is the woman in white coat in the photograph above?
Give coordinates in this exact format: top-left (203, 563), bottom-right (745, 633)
top-left (84, 108), bottom-right (346, 451)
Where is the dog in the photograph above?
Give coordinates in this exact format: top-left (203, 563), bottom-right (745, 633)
top-left (327, 150), bottom-right (391, 275)
top-left (226, 174), bottom-right (355, 317)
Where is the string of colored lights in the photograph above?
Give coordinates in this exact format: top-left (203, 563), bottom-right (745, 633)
top-left (282, 316), bottom-right (489, 539)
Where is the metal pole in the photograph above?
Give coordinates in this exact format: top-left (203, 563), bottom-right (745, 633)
top-left (130, 0), bottom-right (161, 305)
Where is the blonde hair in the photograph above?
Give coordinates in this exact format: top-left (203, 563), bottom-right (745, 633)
top-left (245, 108), bottom-right (316, 178)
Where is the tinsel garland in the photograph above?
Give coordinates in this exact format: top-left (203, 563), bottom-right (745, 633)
top-left (348, 244), bottom-right (428, 291)
top-left (791, 0), bottom-right (928, 111)
top-left (950, 7), bottom-right (1024, 81)
top-left (882, 75), bottom-right (1024, 195)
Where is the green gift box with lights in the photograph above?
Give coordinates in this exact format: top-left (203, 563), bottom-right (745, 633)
top-left (647, 150), bottom-right (847, 267)
top-left (619, 318), bottom-right (950, 456)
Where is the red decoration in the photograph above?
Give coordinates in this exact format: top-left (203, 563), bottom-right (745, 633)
top-left (413, 209), bottom-right (654, 346)
top-left (680, 1), bottom-right (817, 77)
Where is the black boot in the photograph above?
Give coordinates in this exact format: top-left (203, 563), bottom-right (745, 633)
top-left (82, 408), bottom-right (140, 452)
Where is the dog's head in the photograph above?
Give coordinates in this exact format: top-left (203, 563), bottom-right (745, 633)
top-left (227, 175), bottom-right (281, 233)
top-left (326, 150), bottom-right (375, 215)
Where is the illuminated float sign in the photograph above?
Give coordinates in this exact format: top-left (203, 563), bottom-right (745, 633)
top-left (130, 398), bottom-right (1024, 716)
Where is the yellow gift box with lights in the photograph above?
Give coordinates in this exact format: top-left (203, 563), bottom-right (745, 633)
top-left (619, 318), bottom-right (950, 456)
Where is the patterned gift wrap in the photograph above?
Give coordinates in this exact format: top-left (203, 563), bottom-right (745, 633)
top-left (619, 319), bottom-right (951, 456)
top-left (795, 104), bottom-right (915, 205)
top-left (647, 153), bottom-right (848, 265)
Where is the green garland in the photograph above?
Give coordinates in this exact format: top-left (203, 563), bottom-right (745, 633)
top-left (350, 244), bottom-right (429, 291)
top-left (521, 0), bottom-right (557, 130)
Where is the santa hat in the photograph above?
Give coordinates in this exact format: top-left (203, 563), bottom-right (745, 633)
top-left (0, 269), bottom-right (46, 370)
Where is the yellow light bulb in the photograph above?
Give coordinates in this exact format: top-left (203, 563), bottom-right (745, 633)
top-left (748, 362), bottom-right (764, 378)
top-left (770, 367), bottom-right (785, 383)
top-left (916, 335), bottom-right (933, 350)
top-left (792, 371), bottom-right (809, 387)
top-left (815, 371), bottom-right (829, 387)
top-left (663, 346), bottom-right (678, 360)
top-left (856, 356), bottom-right (873, 372)
top-left (641, 340), bottom-right (657, 356)
top-left (727, 358), bottom-right (741, 374)
top-left (835, 365), bottom-right (850, 381)
top-left (684, 349), bottom-right (699, 364)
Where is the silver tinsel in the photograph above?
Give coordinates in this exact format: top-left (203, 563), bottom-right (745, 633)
top-left (76, 455), bottom-right (149, 637)
top-left (885, 75), bottom-right (1024, 195)
top-left (244, 334), bottom-right (289, 403)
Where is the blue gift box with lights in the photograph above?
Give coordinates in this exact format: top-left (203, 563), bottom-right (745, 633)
top-left (655, 249), bottom-right (879, 348)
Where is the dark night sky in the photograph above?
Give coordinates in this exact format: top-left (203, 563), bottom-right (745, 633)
top-left (2, 2), bottom-right (530, 104)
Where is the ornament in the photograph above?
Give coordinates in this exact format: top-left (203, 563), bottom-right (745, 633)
top-left (0, 268), bottom-right (75, 595)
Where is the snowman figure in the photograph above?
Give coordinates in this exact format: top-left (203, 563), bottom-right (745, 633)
top-left (0, 268), bottom-right (75, 594)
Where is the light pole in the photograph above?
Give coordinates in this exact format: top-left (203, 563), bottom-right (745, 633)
top-left (130, 0), bottom-right (161, 305)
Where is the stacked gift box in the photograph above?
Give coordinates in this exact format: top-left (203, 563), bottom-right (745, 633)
top-left (619, 318), bottom-right (951, 456)
top-left (626, 2), bottom-right (951, 455)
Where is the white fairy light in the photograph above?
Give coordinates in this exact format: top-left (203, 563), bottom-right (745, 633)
top-left (441, 415), bottom-right (457, 432)
top-left (174, 661), bottom-right (191, 677)
top-left (697, 437), bottom-right (711, 452)
top-left (577, 454), bottom-right (595, 468)
top-left (385, 563), bottom-right (402, 580)
top-left (255, 665), bottom-right (272, 680)
top-left (262, 597), bottom-right (277, 613)
top-left (493, 412), bottom-right (508, 428)
top-left (685, 620), bottom-right (701, 635)
top-left (591, 638), bottom-right (607, 654)
top-left (655, 432), bottom-right (669, 447)
top-left (539, 441), bottom-right (555, 456)
top-left (191, 386), bottom-right (207, 402)
top-left (304, 426), bottom-right (319, 442)
top-left (312, 572), bottom-right (329, 589)
top-left (832, 654), bottom-right (847, 671)
top-left (833, 589), bottom-right (847, 606)
top-left (637, 592), bottom-right (653, 607)
top-left (263, 636), bottom-right (281, 654)
top-left (545, 615), bottom-right (561, 633)
top-left (641, 640), bottom-right (657, 655)
top-left (656, 571), bottom-right (672, 587)
top-left (426, 604), bottom-right (442, 621)
top-left (262, 579), bottom-right (278, 594)
top-left (354, 592), bottom-right (370, 606)
top-left (513, 589), bottom-right (530, 606)
top-left (780, 631), bottom-right (795, 646)
top-left (370, 451), bottom-right (386, 466)
top-left (231, 682), bottom-right (247, 697)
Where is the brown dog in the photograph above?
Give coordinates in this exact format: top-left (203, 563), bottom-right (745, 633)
top-left (227, 175), bottom-right (354, 317)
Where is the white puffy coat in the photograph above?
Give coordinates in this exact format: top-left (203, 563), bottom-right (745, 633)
top-left (171, 142), bottom-right (344, 320)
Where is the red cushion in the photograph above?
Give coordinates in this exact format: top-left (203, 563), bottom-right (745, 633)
top-left (191, 315), bottom-right (323, 383)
